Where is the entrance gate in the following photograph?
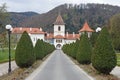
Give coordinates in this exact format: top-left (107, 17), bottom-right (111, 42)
top-left (56, 44), bottom-right (62, 49)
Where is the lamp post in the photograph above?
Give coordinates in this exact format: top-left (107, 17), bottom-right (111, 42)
top-left (5, 24), bottom-right (13, 73)
top-left (96, 27), bottom-right (102, 32)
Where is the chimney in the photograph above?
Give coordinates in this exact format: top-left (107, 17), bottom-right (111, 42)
top-left (30, 27), bottom-right (32, 31)
top-left (20, 27), bottom-right (22, 31)
top-left (66, 32), bottom-right (68, 37)
top-left (45, 32), bottom-right (47, 37)
top-left (73, 32), bottom-right (75, 37)
top-left (28, 33), bottom-right (31, 36)
top-left (40, 27), bottom-right (42, 31)
top-left (47, 33), bottom-right (49, 37)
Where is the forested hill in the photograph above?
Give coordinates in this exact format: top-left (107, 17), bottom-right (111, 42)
top-left (10, 12), bottom-right (39, 26)
top-left (11, 4), bottom-right (120, 33)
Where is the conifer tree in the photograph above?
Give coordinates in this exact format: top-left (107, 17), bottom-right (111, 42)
top-left (34, 39), bottom-right (44, 60)
top-left (72, 39), bottom-right (79, 59)
top-left (34, 39), bottom-right (55, 60)
top-left (91, 27), bottom-right (117, 74)
top-left (76, 33), bottom-right (92, 64)
top-left (15, 31), bottom-right (36, 68)
top-left (90, 32), bottom-right (99, 47)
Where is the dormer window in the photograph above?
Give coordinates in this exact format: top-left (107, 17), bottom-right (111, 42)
top-left (58, 26), bottom-right (61, 31)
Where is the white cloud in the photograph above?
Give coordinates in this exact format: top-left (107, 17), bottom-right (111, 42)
top-left (0, 0), bottom-right (120, 13)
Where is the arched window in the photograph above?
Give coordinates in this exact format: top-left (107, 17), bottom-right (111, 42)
top-left (58, 26), bottom-right (61, 31)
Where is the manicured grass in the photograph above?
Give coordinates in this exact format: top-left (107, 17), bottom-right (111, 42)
top-left (0, 49), bottom-right (15, 63)
top-left (116, 53), bottom-right (120, 66)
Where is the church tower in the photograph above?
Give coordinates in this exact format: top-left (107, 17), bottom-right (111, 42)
top-left (53, 14), bottom-right (65, 37)
top-left (53, 14), bottom-right (65, 49)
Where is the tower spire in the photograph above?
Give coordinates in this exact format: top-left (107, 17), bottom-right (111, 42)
top-left (79, 21), bottom-right (94, 32)
top-left (53, 13), bottom-right (65, 25)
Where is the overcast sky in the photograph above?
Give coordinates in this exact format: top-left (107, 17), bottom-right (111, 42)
top-left (0, 0), bottom-right (120, 13)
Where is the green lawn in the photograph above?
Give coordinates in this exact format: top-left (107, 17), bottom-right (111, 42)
top-left (0, 49), bottom-right (15, 63)
top-left (117, 53), bottom-right (120, 66)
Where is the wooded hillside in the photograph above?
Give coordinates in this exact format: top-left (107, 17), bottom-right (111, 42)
top-left (10, 4), bottom-right (120, 33)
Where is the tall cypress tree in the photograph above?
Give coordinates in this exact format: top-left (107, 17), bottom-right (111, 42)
top-left (76, 33), bottom-right (92, 64)
top-left (15, 31), bottom-right (36, 68)
top-left (91, 27), bottom-right (117, 74)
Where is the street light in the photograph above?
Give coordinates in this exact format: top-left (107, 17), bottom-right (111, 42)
top-left (5, 24), bottom-right (13, 73)
top-left (96, 27), bottom-right (102, 32)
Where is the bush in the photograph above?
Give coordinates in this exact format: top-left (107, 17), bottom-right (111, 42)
top-left (91, 27), bottom-right (117, 74)
top-left (76, 33), bottom-right (92, 64)
top-left (62, 39), bottom-right (80, 59)
top-left (90, 32), bottom-right (99, 47)
top-left (42, 40), bottom-right (55, 55)
top-left (34, 39), bottom-right (55, 60)
top-left (73, 39), bottom-right (80, 59)
top-left (34, 39), bottom-right (44, 60)
top-left (70, 42), bottom-right (76, 59)
top-left (15, 31), bottom-right (36, 68)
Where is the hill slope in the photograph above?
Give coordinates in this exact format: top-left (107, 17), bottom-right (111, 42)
top-left (11, 4), bottom-right (120, 33)
top-left (10, 12), bottom-right (39, 26)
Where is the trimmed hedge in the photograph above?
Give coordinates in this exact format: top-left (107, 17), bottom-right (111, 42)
top-left (34, 39), bottom-right (55, 60)
top-left (91, 27), bottom-right (117, 74)
top-left (15, 31), bottom-right (36, 68)
top-left (62, 33), bottom-right (92, 65)
top-left (76, 33), bottom-right (92, 64)
top-left (34, 39), bottom-right (44, 60)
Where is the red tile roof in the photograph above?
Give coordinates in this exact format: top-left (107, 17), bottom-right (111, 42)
top-left (12, 27), bottom-right (80, 40)
top-left (54, 35), bottom-right (65, 39)
top-left (12, 27), bottom-right (45, 34)
top-left (53, 14), bottom-right (65, 25)
top-left (45, 34), bottom-right (80, 40)
top-left (65, 34), bottom-right (80, 40)
top-left (79, 22), bottom-right (94, 32)
top-left (45, 33), bottom-right (54, 39)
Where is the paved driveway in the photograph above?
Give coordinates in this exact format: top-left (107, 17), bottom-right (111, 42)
top-left (25, 50), bottom-right (94, 80)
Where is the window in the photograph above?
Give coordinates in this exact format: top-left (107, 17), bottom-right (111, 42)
top-left (58, 26), bottom-right (61, 31)
top-left (56, 39), bottom-right (62, 43)
top-left (34, 37), bottom-right (35, 41)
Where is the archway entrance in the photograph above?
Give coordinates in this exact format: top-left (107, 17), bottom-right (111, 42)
top-left (56, 44), bottom-right (62, 49)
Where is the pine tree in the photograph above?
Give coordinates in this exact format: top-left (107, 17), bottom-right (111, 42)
top-left (15, 31), bottom-right (36, 68)
top-left (76, 33), bottom-right (92, 64)
top-left (91, 27), bottom-right (117, 74)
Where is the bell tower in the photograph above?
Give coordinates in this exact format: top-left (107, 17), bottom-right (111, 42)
top-left (53, 14), bottom-right (65, 37)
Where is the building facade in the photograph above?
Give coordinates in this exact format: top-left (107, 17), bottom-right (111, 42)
top-left (12, 14), bottom-right (94, 49)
